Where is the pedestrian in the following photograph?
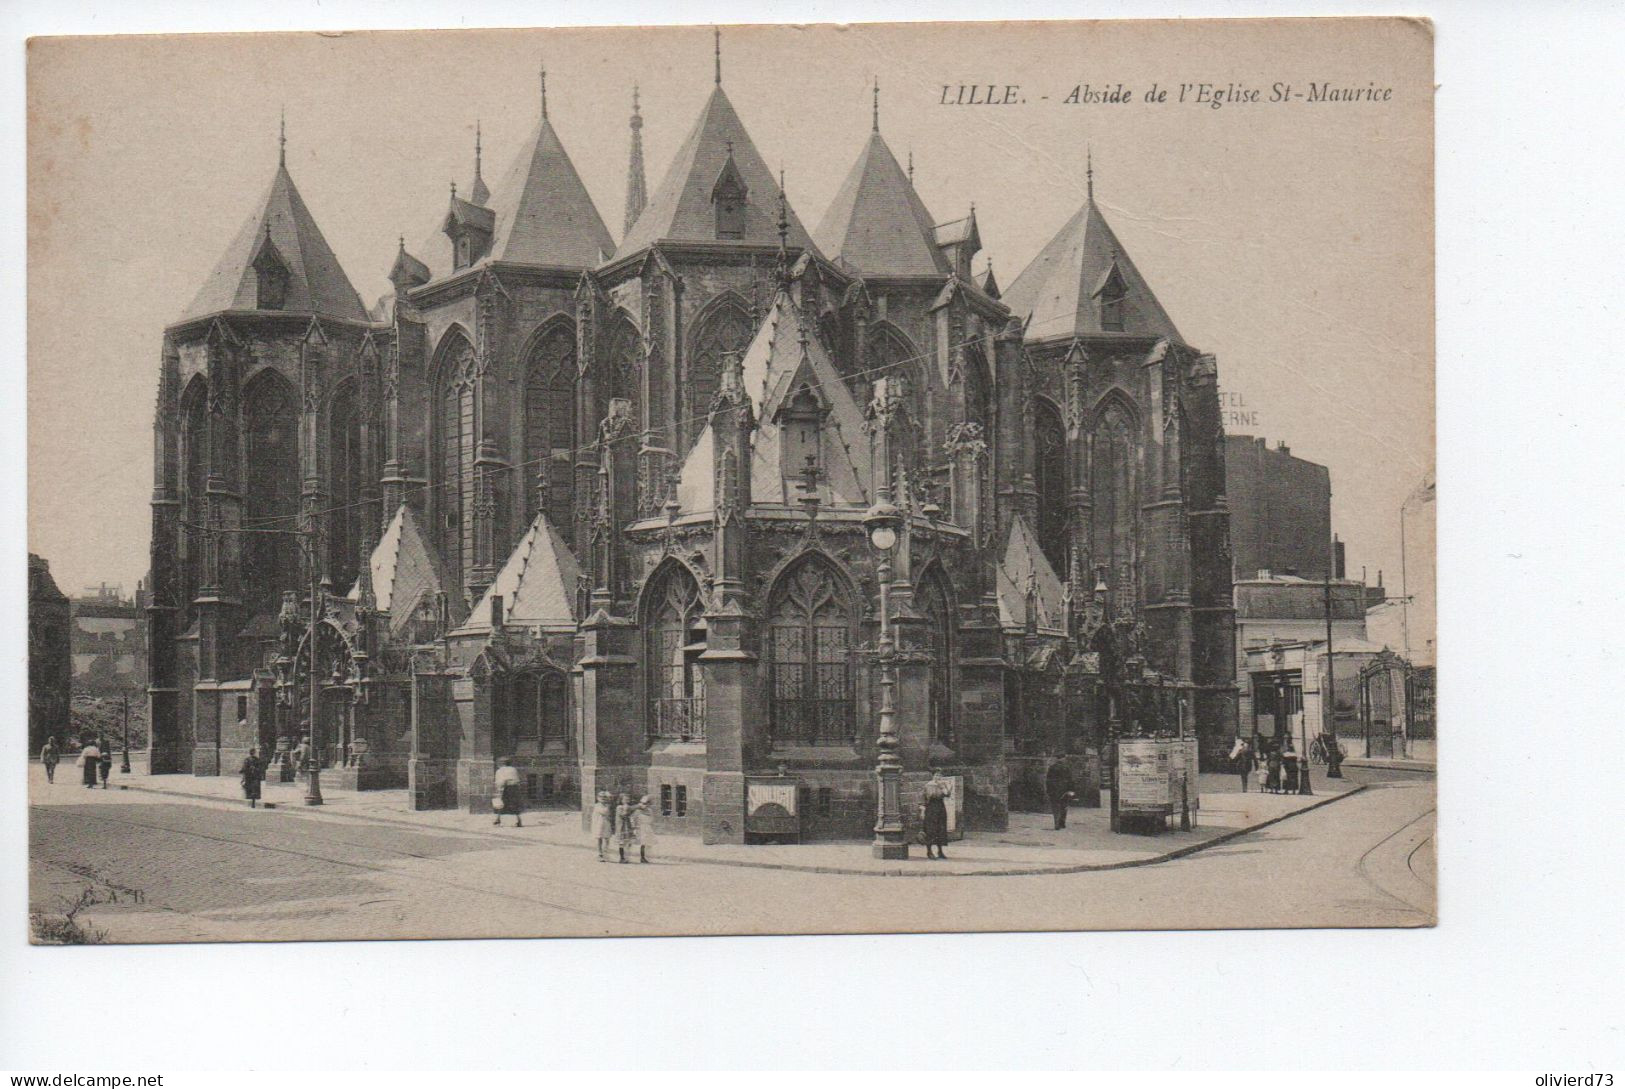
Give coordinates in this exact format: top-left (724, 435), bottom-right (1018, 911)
top-left (1230, 737), bottom-right (1255, 792)
top-left (922, 771), bottom-right (952, 860)
top-left (590, 791), bottom-right (614, 861)
top-left (292, 734), bottom-right (309, 774)
top-left (97, 738), bottom-right (113, 788)
top-left (79, 738), bottom-right (101, 788)
top-left (40, 737), bottom-right (60, 784)
top-left (1283, 750), bottom-right (1300, 794)
top-left (240, 747), bottom-right (265, 808)
top-left (615, 792), bottom-right (635, 863)
top-left (1044, 759), bottom-right (1075, 830)
top-left (630, 795), bottom-right (656, 864)
top-left (1265, 747), bottom-right (1282, 793)
top-left (492, 757), bottom-right (524, 827)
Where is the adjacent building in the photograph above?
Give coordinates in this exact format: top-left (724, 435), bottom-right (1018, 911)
top-left (70, 583), bottom-right (149, 700)
top-left (146, 45), bottom-right (1240, 840)
top-left (1225, 435), bottom-right (1332, 581)
top-left (29, 554), bottom-right (72, 753)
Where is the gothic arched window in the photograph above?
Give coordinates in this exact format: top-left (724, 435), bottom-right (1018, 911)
top-left (179, 377), bottom-right (209, 615)
top-left (1091, 398), bottom-right (1139, 616)
top-left (242, 373), bottom-right (299, 615)
top-left (645, 563), bottom-right (705, 742)
top-left (686, 299), bottom-right (753, 454)
top-left (435, 330), bottom-right (477, 609)
top-left (328, 379), bottom-right (363, 591)
top-left (867, 324), bottom-right (927, 474)
top-left (523, 323), bottom-right (576, 529)
top-left (1035, 398), bottom-right (1069, 576)
top-left (917, 569), bottom-right (956, 746)
top-left (767, 556), bottom-right (855, 746)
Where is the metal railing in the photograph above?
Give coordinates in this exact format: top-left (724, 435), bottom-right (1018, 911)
top-left (651, 696), bottom-right (706, 742)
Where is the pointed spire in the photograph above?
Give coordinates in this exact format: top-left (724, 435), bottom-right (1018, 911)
top-left (1086, 146), bottom-right (1094, 202)
top-left (714, 27), bottom-right (722, 85)
top-left (624, 84), bottom-right (647, 236)
top-left (872, 77), bottom-right (880, 132)
top-left (775, 167), bottom-right (791, 283)
top-left (469, 120), bottom-right (490, 206)
top-left (278, 107), bottom-right (287, 168)
top-left (540, 58), bottom-right (548, 120)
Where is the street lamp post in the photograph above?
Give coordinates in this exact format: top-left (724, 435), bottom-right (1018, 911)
top-left (303, 532), bottom-right (324, 807)
top-left (119, 693), bottom-right (131, 774)
top-left (865, 498), bottom-right (908, 860)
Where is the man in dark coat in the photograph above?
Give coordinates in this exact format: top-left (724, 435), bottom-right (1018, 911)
top-left (240, 748), bottom-right (265, 808)
top-left (1045, 760), bottom-right (1075, 830)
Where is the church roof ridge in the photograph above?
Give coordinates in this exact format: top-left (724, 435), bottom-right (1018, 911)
top-left (1001, 194), bottom-right (1182, 343)
top-left (615, 84), bottom-right (820, 259)
top-left (813, 129), bottom-right (949, 278)
top-left (179, 159), bottom-right (368, 325)
top-left (456, 511), bottom-right (583, 635)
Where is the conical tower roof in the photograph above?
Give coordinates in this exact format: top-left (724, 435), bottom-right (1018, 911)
top-left (420, 114), bottom-right (614, 281)
top-left (179, 159), bottom-right (367, 324)
top-left (1002, 196), bottom-right (1182, 343)
top-left (454, 511), bottom-right (583, 635)
top-left (616, 85), bottom-right (820, 259)
top-left (814, 130), bottom-right (948, 278)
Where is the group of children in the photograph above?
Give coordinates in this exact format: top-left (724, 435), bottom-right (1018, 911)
top-left (589, 791), bottom-right (655, 863)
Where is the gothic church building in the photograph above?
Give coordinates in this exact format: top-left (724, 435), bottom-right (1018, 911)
top-left (146, 48), bottom-right (1236, 842)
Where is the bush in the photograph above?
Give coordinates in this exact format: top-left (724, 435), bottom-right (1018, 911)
top-left (30, 886), bottom-right (108, 945)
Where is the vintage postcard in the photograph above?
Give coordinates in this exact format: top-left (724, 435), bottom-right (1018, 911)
top-left (26, 18), bottom-right (1434, 943)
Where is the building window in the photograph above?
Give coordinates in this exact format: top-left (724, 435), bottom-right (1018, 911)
top-left (917, 571), bottom-right (955, 746)
top-left (241, 373), bottom-right (299, 615)
top-left (524, 324), bottom-right (576, 529)
top-left (660, 784), bottom-right (673, 816)
top-left (646, 563), bottom-right (706, 741)
top-left (675, 785), bottom-right (688, 817)
top-left (1100, 267), bottom-right (1127, 332)
top-left (1034, 399), bottom-right (1069, 576)
top-left (767, 556), bottom-right (855, 746)
top-left (436, 333), bottom-right (477, 608)
top-left (686, 300), bottom-right (753, 454)
top-left (327, 380), bottom-right (364, 592)
top-left (1092, 399), bottom-right (1139, 617)
top-left (236, 695), bottom-right (249, 722)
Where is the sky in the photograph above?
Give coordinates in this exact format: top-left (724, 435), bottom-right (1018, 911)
top-left (27, 18), bottom-right (1433, 602)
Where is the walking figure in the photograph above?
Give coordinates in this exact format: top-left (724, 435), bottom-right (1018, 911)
top-left (97, 738), bottom-right (113, 788)
top-left (1230, 737), bottom-right (1256, 792)
top-left (615, 792), bottom-right (635, 863)
top-left (630, 795), bottom-right (655, 863)
top-left (1045, 759), bottom-right (1075, 830)
top-left (240, 747), bottom-right (265, 808)
top-left (922, 771), bottom-right (952, 860)
top-left (1264, 747), bottom-right (1283, 793)
top-left (79, 738), bottom-right (101, 788)
top-left (40, 737), bottom-right (60, 784)
top-left (492, 757), bottom-right (524, 827)
top-left (590, 791), bottom-right (614, 861)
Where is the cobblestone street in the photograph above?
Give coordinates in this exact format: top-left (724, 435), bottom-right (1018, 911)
top-left (28, 764), bottom-right (1434, 942)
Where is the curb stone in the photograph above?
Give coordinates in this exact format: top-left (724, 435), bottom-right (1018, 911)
top-left (108, 779), bottom-right (1367, 879)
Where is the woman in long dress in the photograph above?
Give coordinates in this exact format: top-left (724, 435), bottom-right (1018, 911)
top-left (240, 747), bottom-right (264, 808)
top-left (79, 740), bottom-right (100, 788)
top-left (615, 793), bottom-right (635, 863)
top-left (590, 791), bottom-right (614, 862)
top-left (630, 795), bottom-right (656, 864)
top-left (922, 773), bottom-right (951, 860)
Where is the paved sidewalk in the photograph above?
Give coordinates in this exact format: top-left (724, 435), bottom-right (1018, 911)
top-left (36, 762), bottom-right (1362, 877)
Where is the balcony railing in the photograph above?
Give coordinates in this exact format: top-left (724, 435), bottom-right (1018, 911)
top-left (651, 696), bottom-right (706, 742)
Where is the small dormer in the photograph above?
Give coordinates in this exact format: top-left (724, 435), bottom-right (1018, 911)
top-left (251, 225), bottom-right (289, 311)
top-left (389, 240), bottom-right (431, 296)
top-left (1096, 260), bottom-right (1128, 332)
top-left (711, 145), bottom-right (749, 241)
top-left (442, 188), bottom-right (496, 272)
top-left (934, 209), bottom-right (982, 281)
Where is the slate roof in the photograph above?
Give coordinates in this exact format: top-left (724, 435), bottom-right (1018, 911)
top-left (675, 289), bottom-right (871, 513)
top-left (814, 131), bottom-right (948, 278)
top-left (1001, 197), bottom-right (1182, 343)
top-left (352, 504), bottom-right (446, 640)
top-left (616, 85), bottom-right (820, 259)
top-left (419, 112), bottom-right (614, 281)
top-left (455, 512), bottom-right (583, 636)
top-left (179, 161), bottom-right (368, 324)
top-left (995, 516), bottom-right (1067, 636)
